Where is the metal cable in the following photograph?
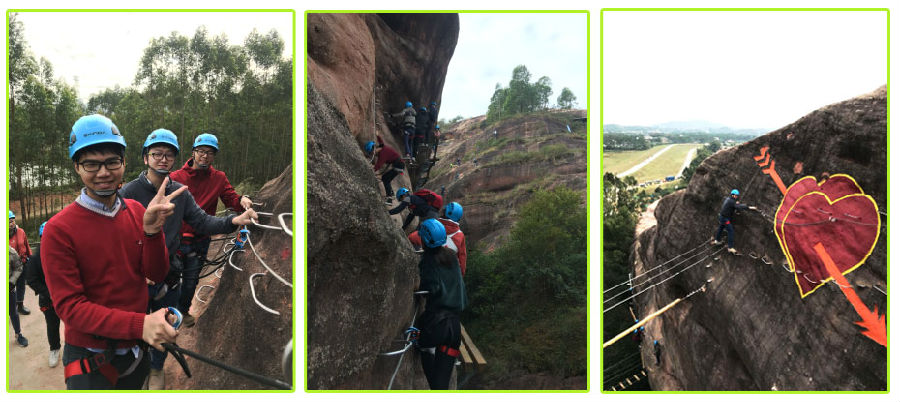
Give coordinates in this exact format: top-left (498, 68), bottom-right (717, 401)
top-left (604, 248), bottom-right (725, 313)
top-left (604, 240), bottom-right (711, 294)
top-left (605, 246), bottom-right (711, 304)
top-left (247, 234), bottom-right (292, 288)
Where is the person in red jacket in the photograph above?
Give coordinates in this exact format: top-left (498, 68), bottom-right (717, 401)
top-left (42, 114), bottom-right (184, 389)
top-left (367, 136), bottom-right (405, 205)
top-left (407, 202), bottom-right (467, 275)
top-left (8, 210), bottom-right (32, 315)
top-left (168, 133), bottom-right (253, 327)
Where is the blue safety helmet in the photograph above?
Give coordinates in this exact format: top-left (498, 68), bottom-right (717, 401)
top-left (365, 141), bottom-right (375, 154)
top-left (8, 210), bottom-right (14, 219)
top-left (68, 114), bottom-right (127, 160)
top-left (143, 129), bottom-right (180, 156)
top-left (731, 189), bottom-right (740, 196)
top-left (420, 107), bottom-right (427, 112)
top-left (396, 188), bottom-right (410, 201)
top-left (435, 125), bottom-right (440, 130)
top-left (405, 101), bottom-right (412, 108)
top-left (193, 133), bottom-right (219, 151)
top-left (430, 101), bottom-right (436, 106)
top-left (654, 340), bottom-right (659, 345)
top-left (443, 202), bottom-right (463, 222)
top-left (39, 222), bottom-right (47, 237)
top-left (418, 219), bottom-right (447, 248)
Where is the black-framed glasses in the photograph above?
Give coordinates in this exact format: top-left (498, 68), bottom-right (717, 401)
top-left (77, 158), bottom-right (124, 172)
top-left (194, 149), bottom-right (216, 157)
top-left (149, 152), bottom-right (176, 161)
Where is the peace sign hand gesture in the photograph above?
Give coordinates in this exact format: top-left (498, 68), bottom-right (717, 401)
top-left (143, 177), bottom-right (188, 235)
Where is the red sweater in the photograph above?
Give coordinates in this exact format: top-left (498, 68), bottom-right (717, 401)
top-left (374, 145), bottom-right (401, 171)
top-left (41, 199), bottom-right (169, 349)
top-left (407, 218), bottom-right (467, 275)
top-left (169, 158), bottom-right (244, 237)
top-left (9, 226), bottom-right (31, 263)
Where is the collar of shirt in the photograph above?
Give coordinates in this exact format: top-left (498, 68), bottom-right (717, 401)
top-left (76, 188), bottom-right (122, 217)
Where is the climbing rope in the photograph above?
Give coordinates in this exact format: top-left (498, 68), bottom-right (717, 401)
top-left (604, 248), bottom-right (724, 313)
top-left (604, 240), bottom-right (711, 294)
top-left (603, 350), bottom-right (642, 375)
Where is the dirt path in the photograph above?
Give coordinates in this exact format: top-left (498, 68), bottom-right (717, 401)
top-left (617, 144), bottom-right (675, 178)
top-left (678, 147), bottom-right (698, 179)
top-left (7, 242), bottom-right (225, 390)
top-left (7, 288), bottom-right (65, 390)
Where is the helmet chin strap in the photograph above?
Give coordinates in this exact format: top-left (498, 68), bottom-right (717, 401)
top-left (195, 163), bottom-right (209, 169)
top-left (89, 187), bottom-right (117, 197)
top-left (152, 168), bottom-right (170, 175)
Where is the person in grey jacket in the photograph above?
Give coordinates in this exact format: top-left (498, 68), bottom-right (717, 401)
top-left (118, 129), bottom-right (257, 389)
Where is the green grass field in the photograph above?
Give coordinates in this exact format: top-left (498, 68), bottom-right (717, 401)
top-left (602, 144), bottom-right (670, 175)
top-left (631, 143), bottom-right (699, 183)
top-left (603, 143), bottom-right (700, 183)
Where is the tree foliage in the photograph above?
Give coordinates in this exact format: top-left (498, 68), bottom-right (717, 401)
top-left (680, 139), bottom-right (721, 183)
top-left (556, 87), bottom-right (576, 109)
top-left (8, 15), bottom-right (292, 240)
top-left (485, 65), bottom-right (558, 124)
top-left (462, 187), bottom-right (587, 381)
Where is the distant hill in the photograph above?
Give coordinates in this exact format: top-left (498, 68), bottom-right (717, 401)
top-left (604, 120), bottom-right (768, 136)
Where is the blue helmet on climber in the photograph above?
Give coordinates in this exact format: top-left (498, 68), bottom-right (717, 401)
top-left (365, 141), bottom-right (376, 154)
top-left (731, 189), bottom-right (740, 196)
top-left (405, 101), bottom-right (413, 108)
top-left (396, 188), bottom-right (410, 201)
top-left (418, 218), bottom-right (447, 248)
top-left (443, 202), bottom-right (463, 222)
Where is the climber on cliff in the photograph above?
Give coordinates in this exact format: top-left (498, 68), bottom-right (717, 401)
top-left (407, 202), bottom-right (467, 275)
top-left (430, 125), bottom-right (442, 161)
top-left (414, 218), bottom-right (466, 390)
top-left (711, 189), bottom-right (757, 254)
top-left (120, 129), bottom-right (258, 389)
top-left (169, 133), bottom-right (255, 329)
top-left (427, 101), bottom-right (439, 139)
top-left (415, 106), bottom-right (431, 158)
top-left (389, 188), bottom-right (440, 230)
top-left (367, 137), bottom-right (405, 205)
top-left (654, 340), bottom-right (662, 365)
top-left (388, 101), bottom-right (417, 160)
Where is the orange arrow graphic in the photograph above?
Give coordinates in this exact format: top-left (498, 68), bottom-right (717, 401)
top-left (761, 158), bottom-right (788, 195)
top-left (813, 242), bottom-right (886, 346)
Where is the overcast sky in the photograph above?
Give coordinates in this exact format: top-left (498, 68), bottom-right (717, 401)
top-left (440, 13), bottom-right (588, 120)
top-left (15, 11), bottom-right (293, 103)
top-left (603, 11), bottom-right (887, 130)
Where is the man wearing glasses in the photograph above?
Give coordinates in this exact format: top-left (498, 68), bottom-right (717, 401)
top-left (169, 133), bottom-right (254, 328)
top-left (119, 129), bottom-right (258, 389)
top-left (41, 115), bottom-right (184, 389)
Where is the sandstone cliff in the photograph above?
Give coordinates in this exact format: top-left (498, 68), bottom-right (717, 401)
top-left (306, 13), bottom-right (459, 390)
top-left (428, 110), bottom-right (588, 249)
top-left (632, 86), bottom-right (887, 390)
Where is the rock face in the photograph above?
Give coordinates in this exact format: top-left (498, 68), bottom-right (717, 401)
top-left (307, 12), bottom-right (459, 182)
top-left (174, 165), bottom-right (294, 390)
top-left (633, 86), bottom-right (887, 390)
top-left (429, 111), bottom-right (588, 248)
top-left (306, 13), bottom-right (459, 390)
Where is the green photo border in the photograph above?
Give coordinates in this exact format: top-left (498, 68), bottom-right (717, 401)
top-left (303, 9), bottom-right (590, 393)
top-left (5, 8), bottom-right (297, 393)
top-left (600, 7), bottom-right (889, 394)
